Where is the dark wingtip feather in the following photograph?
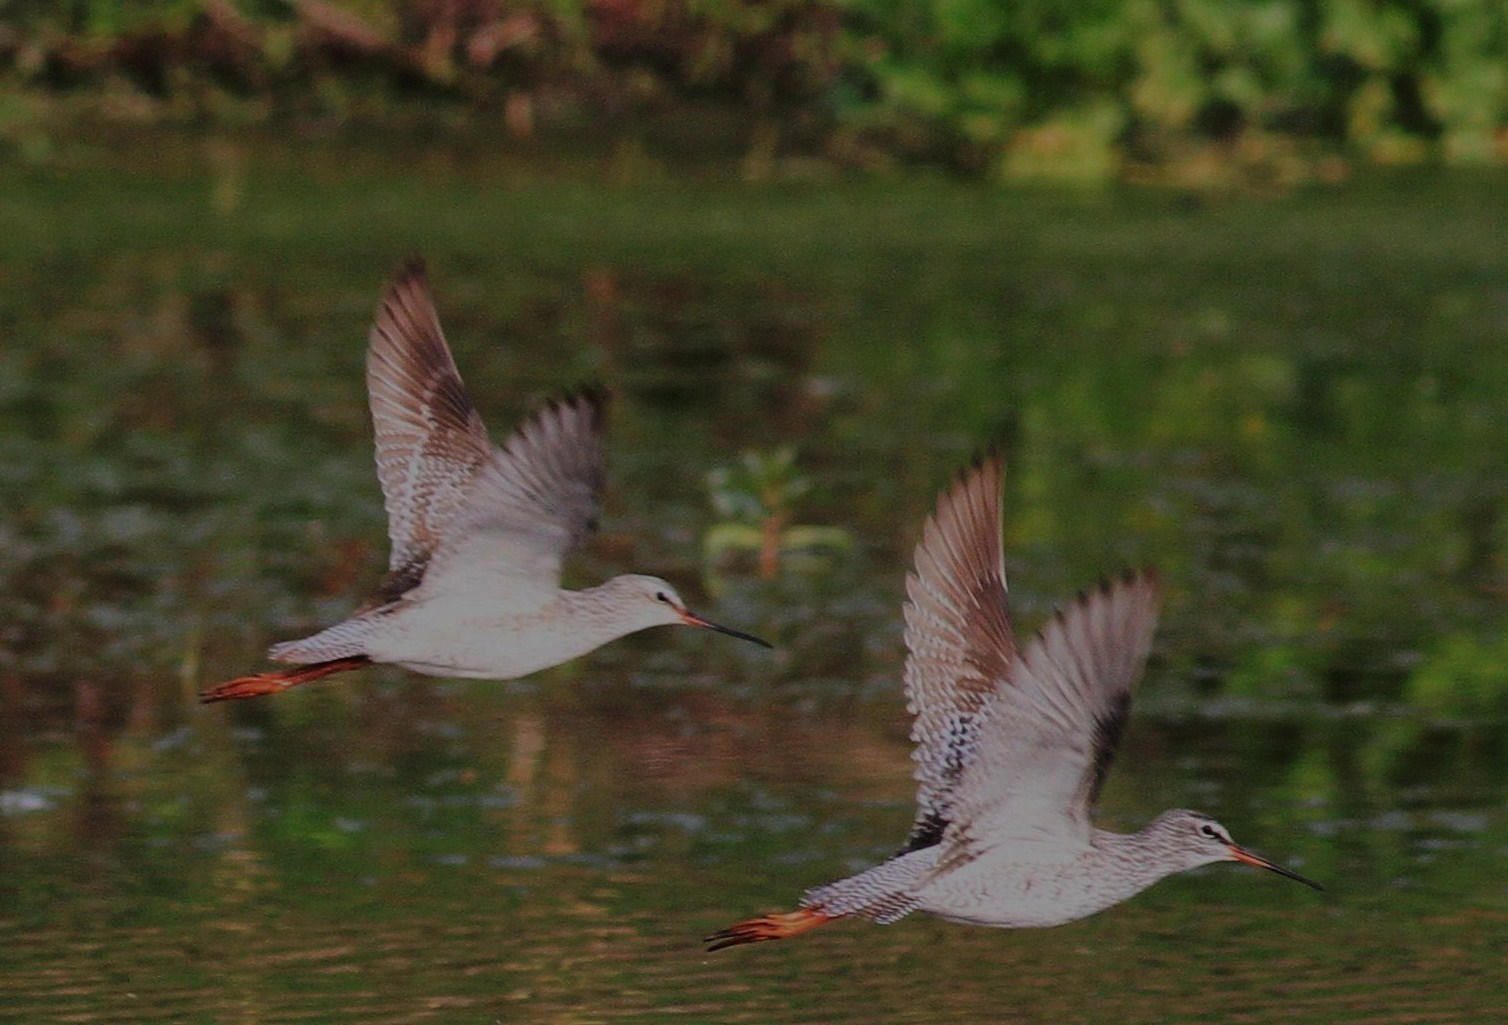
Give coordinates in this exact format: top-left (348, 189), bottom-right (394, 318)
top-left (389, 255), bottom-right (429, 292)
top-left (1086, 567), bottom-right (1162, 602)
top-left (1059, 567), bottom-right (1162, 623)
top-left (929, 447), bottom-right (1004, 529)
top-left (571, 383), bottom-right (611, 424)
top-left (536, 385), bottom-right (610, 436)
top-left (960, 446), bottom-right (1004, 488)
top-left (1086, 689), bottom-right (1133, 808)
top-left (1108, 567), bottom-right (1162, 609)
top-left (965, 442), bottom-right (1004, 466)
top-left (374, 257), bottom-right (436, 340)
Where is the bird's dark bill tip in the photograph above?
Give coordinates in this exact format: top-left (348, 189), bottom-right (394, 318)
top-left (1230, 846), bottom-right (1323, 891)
top-left (681, 610), bottom-right (773, 649)
top-left (1269, 861), bottom-right (1325, 891)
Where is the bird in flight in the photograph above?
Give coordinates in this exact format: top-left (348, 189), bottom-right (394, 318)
top-left (706, 455), bottom-right (1317, 949)
top-left (201, 260), bottom-right (769, 703)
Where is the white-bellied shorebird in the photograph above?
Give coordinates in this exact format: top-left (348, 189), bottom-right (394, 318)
top-left (201, 260), bottom-right (769, 704)
top-left (706, 455), bottom-right (1318, 950)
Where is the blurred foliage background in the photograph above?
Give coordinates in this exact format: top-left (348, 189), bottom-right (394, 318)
top-left (3, 0), bottom-right (1508, 183)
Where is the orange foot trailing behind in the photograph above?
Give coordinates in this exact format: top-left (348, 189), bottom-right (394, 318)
top-left (704, 907), bottom-right (833, 951)
top-left (199, 656), bottom-right (372, 704)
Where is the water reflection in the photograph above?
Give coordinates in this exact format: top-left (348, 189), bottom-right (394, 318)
top-left (4, 144), bottom-right (1508, 1019)
top-left (1, 675), bottom-right (1505, 1021)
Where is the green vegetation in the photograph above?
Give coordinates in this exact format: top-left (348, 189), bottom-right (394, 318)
top-left (2, 131), bottom-right (1506, 719)
top-left (4, 2), bottom-right (1508, 181)
top-left (703, 447), bottom-right (853, 582)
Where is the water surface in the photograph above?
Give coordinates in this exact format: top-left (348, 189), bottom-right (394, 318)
top-left (1, 133), bottom-right (1506, 1022)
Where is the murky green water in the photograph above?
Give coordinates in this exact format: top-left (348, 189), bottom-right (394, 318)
top-left (2, 131), bottom-right (1507, 1022)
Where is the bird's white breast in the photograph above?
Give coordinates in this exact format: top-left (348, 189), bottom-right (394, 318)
top-left (916, 848), bottom-right (1154, 928)
top-left (362, 596), bottom-right (620, 679)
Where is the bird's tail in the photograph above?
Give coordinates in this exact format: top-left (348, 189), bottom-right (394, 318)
top-left (704, 848), bottom-right (935, 951)
top-left (266, 617), bottom-right (377, 664)
top-left (798, 850), bottom-right (931, 924)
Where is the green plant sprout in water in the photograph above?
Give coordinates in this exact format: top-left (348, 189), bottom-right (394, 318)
top-left (704, 448), bottom-right (852, 580)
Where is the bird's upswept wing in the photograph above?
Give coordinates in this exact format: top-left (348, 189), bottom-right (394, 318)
top-left (364, 260), bottom-right (606, 610)
top-left (426, 388), bottom-right (605, 610)
top-left (896, 455), bottom-right (1016, 855)
top-left (934, 569), bottom-right (1160, 870)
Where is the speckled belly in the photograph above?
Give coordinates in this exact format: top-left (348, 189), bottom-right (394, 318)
top-left (916, 863), bottom-right (1117, 929)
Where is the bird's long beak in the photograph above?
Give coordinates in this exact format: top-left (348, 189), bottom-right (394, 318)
top-left (676, 606), bottom-right (773, 649)
top-left (1228, 844), bottom-right (1323, 891)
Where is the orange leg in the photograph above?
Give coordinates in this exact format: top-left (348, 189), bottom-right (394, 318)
top-left (705, 907), bottom-right (833, 951)
top-left (199, 656), bottom-right (371, 704)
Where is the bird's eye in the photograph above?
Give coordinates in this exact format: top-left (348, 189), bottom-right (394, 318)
top-left (654, 591), bottom-right (669, 603)
top-left (1200, 824), bottom-right (1219, 840)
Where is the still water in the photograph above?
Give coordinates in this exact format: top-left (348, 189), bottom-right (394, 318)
top-left (1, 132), bottom-right (1506, 1022)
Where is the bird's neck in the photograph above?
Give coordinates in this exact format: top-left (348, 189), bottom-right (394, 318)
top-left (1090, 827), bottom-right (1192, 903)
top-left (555, 583), bottom-right (658, 648)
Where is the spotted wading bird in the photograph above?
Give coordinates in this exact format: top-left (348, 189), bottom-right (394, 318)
top-left (200, 261), bottom-right (770, 704)
top-left (706, 456), bottom-right (1319, 950)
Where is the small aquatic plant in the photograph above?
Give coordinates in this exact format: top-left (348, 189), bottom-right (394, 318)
top-left (703, 447), bottom-right (851, 580)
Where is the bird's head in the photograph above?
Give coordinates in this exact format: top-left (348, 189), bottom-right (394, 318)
top-left (1150, 809), bottom-right (1321, 890)
top-left (607, 574), bottom-right (772, 649)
